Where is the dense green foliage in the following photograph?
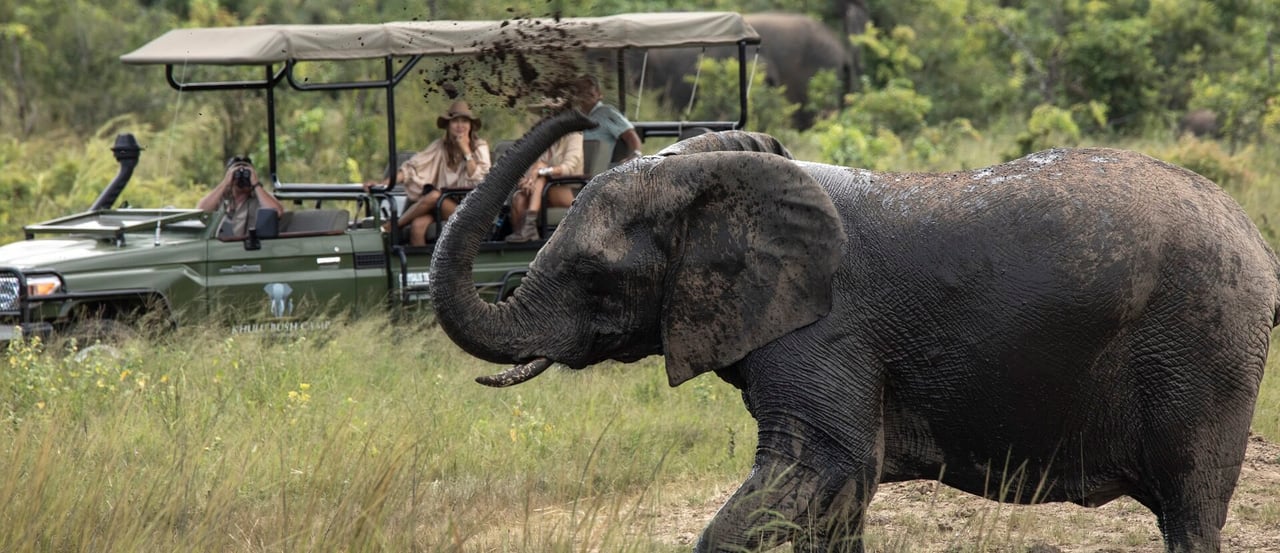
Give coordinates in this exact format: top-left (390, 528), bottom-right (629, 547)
top-left (3, 0), bottom-right (1279, 242)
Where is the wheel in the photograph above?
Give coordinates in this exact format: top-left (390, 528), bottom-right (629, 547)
top-left (62, 319), bottom-right (135, 361)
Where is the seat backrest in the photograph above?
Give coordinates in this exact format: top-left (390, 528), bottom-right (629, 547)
top-left (280, 209), bottom-right (350, 235)
top-left (610, 140), bottom-right (631, 164)
top-left (582, 139), bottom-right (613, 177)
top-left (385, 150), bottom-right (418, 179)
top-left (492, 139), bottom-right (515, 163)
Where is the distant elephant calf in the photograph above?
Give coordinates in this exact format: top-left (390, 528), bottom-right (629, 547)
top-left (431, 109), bottom-right (1280, 553)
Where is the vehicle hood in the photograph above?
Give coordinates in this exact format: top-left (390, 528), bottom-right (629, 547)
top-left (0, 235), bottom-right (199, 271)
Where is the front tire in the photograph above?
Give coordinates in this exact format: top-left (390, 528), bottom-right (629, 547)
top-left (62, 318), bottom-right (135, 361)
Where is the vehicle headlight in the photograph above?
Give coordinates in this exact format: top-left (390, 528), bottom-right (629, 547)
top-left (25, 274), bottom-right (64, 297)
top-left (0, 274), bottom-right (63, 312)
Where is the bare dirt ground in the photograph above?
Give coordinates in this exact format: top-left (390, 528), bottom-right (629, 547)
top-left (650, 434), bottom-right (1280, 552)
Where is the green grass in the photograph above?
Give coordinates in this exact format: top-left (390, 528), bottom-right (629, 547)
top-left (1, 316), bottom-right (755, 552)
top-left (3, 314), bottom-right (1278, 552)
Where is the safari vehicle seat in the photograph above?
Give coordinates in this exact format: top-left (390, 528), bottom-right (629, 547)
top-left (279, 208), bottom-right (350, 235)
top-left (581, 139), bottom-right (611, 177)
top-left (370, 150), bottom-right (419, 231)
top-left (386, 150), bottom-right (417, 179)
top-left (492, 139), bottom-right (514, 163)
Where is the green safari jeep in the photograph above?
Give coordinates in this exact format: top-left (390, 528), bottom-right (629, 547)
top-left (0, 12), bottom-right (760, 346)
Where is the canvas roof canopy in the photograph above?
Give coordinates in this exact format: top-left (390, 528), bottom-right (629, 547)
top-left (120, 12), bottom-right (760, 66)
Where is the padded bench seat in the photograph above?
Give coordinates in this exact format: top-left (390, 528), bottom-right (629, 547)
top-left (279, 208), bottom-right (350, 235)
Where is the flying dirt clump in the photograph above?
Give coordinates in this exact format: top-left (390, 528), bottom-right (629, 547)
top-left (422, 13), bottom-right (599, 108)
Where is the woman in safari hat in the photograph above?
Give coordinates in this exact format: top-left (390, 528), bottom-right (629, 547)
top-left (366, 100), bottom-right (491, 246)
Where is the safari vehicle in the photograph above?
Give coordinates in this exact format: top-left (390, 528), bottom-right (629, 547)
top-left (0, 12), bottom-right (760, 345)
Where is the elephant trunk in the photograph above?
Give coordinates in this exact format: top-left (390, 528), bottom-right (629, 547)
top-left (430, 108), bottom-right (596, 366)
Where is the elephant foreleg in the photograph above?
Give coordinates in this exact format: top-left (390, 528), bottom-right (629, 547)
top-left (694, 456), bottom-right (876, 553)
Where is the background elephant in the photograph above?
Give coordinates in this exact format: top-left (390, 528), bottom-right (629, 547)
top-left (431, 109), bottom-right (1280, 552)
top-left (1178, 108), bottom-right (1221, 138)
top-left (632, 11), bottom-right (860, 129)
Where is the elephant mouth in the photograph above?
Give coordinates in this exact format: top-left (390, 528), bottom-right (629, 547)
top-left (474, 357), bottom-right (554, 388)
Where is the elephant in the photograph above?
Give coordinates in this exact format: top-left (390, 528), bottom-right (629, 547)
top-left (632, 12), bottom-right (858, 130)
top-left (430, 108), bottom-right (1280, 552)
top-left (1178, 108), bottom-right (1221, 138)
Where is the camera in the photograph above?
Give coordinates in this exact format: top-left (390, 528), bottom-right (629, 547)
top-left (232, 166), bottom-right (253, 189)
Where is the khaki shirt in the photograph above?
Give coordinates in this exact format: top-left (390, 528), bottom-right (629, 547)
top-left (219, 194), bottom-right (261, 237)
top-left (539, 132), bottom-right (584, 175)
top-left (399, 138), bottom-right (491, 201)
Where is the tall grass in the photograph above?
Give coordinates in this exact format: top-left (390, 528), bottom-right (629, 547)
top-left (3, 312), bottom-right (1278, 552)
top-left (1, 316), bottom-right (754, 552)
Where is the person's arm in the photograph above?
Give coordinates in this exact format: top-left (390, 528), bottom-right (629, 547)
top-left (197, 170), bottom-right (233, 211)
top-left (394, 143), bottom-right (442, 200)
top-left (466, 141), bottom-right (492, 182)
top-left (620, 128), bottom-right (643, 159)
top-left (605, 106), bottom-right (643, 160)
top-left (363, 174), bottom-right (391, 190)
top-left (253, 179), bottom-right (285, 216)
top-left (555, 133), bottom-right (584, 176)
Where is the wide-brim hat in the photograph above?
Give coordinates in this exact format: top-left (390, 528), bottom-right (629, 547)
top-left (437, 100), bottom-right (481, 130)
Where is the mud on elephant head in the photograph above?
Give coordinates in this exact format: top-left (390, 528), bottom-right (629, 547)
top-left (431, 108), bottom-right (1280, 552)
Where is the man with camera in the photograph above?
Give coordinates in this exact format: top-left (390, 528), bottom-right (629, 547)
top-left (198, 156), bottom-right (285, 237)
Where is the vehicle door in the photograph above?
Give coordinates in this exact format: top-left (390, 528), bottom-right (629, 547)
top-left (204, 211), bottom-right (357, 332)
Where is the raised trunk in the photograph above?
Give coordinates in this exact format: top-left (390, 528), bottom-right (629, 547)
top-left (429, 108), bottom-right (595, 365)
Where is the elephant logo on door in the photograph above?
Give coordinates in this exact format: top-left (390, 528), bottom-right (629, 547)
top-left (263, 282), bottom-right (294, 318)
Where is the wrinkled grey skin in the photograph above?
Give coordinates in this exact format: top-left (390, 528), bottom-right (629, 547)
top-left (431, 109), bottom-right (1280, 553)
top-left (633, 12), bottom-right (857, 129)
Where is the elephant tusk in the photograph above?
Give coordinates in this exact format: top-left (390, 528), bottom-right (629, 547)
top-left (475, 357), bottom-right (553, 388)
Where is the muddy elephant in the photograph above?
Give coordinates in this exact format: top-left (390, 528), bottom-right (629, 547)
top-left (634, 12), bottom-right (857, 129)
top-left (430, 109), bottom-right (1280, 552)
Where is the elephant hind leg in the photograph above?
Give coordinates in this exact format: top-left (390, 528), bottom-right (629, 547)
top-left (1128, 438), bottom-right (1244, 553)
top-left (1132, 475), bottom-right (1232, 553)
top-left (695, 459), bottom-right (875, 553)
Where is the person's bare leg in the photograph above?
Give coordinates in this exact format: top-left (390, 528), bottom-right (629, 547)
top-left (409, 215), bottom-right (434, 247)
top-left (528, 177), bottom-right (546, 213)
top-left (440, 197), bottom-right (460, 220)
top-left (509, 189), bottom-right (529, 231)
top-left (546, 184), bottom-right (575, 209)
top-left (396, 189), bottom-right (441, 228)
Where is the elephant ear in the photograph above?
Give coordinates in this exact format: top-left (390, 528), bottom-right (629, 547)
top-left (652, 151), bottom-right (845, 387)
top-left (656, 130), bottom-right (795, 158)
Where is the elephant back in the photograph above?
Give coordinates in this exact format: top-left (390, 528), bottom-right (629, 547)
top-left (657, 130), bottom-right (794, 158)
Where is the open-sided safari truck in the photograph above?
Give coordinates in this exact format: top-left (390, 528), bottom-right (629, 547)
top-left (0, 12), bottom-right (760, 346)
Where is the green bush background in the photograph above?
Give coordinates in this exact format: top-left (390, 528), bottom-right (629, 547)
top-left (3, 2), bottom-right (1280, 549)
top-left (3, 0), bottom-right (1279, 244)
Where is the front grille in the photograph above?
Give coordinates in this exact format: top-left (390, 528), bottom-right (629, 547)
top-left (0, 276), bottom-right (18, 311)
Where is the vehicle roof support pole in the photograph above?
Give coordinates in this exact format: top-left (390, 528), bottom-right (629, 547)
top-left (736, 41), bottom-right (749, 130)
top-left (385, 56), bottom-right (398, 190)
top-left (614, 50), bottom-right (628, 118)
top-left (265, 64), bottom-right (279, 182)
